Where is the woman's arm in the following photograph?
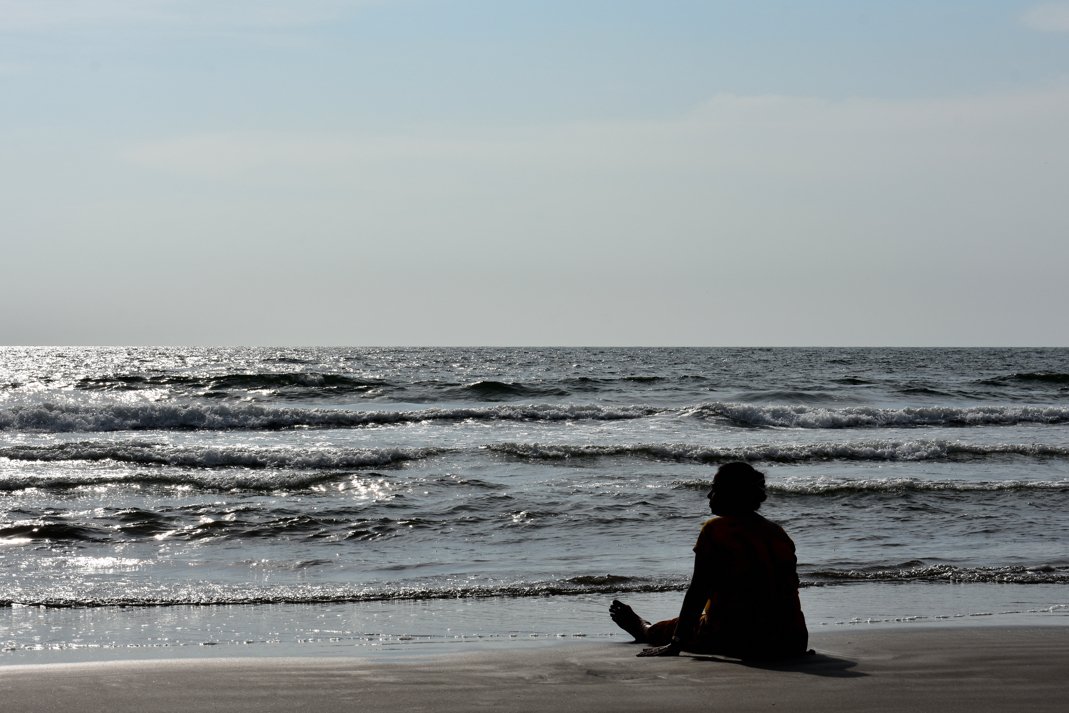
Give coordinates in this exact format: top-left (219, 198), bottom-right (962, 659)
top-left (638, 556), bottom-right (712, 657)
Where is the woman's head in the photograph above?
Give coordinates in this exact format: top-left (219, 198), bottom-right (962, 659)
top-left (708, 462), bottom-right (767, 514)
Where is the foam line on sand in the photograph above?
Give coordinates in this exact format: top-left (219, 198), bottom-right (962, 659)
top-left (2, 626), bottom-right (1066, 713)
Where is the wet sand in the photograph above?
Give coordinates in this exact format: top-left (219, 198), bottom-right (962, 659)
top-left (2, 626), bottom-right (1065, 713)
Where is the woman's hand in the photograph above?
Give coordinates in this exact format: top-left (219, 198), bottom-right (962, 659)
top-left (637, 640), bottom-right (682, 657)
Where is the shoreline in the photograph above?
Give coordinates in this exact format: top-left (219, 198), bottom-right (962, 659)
top-left (1, 626), bottom-right (1066, 713)
top-left (3, 583), bottom-right (1065, 665)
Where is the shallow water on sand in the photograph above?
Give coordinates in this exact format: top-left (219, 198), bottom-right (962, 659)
top-left (1, 584), bottom-right (1066, 664)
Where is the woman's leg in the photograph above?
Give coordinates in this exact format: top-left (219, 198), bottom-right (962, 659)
top-left (609, 600), bottom-right (678, 645)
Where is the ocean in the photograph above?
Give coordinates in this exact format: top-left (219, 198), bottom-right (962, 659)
top-left (1, 347), bottom-right (1066, 661)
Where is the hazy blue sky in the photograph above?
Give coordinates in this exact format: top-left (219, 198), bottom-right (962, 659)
top-left (3, 1), bottom-right (1068, 345)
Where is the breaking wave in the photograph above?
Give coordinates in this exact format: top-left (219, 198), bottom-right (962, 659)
top-left (689, 403), bottom-right (1069, 428)
top-left (0, 442), bottom-right (441, 471)
top-left (810, 563), bottom-right (1069, 585)
top-left (0, 402), bottom-right (660, 433)
top-left (6, 400), bottom-right (1069, 434)
top-left (5, 563), bottom-right (1065, 608)
top-left (75, 372), bottom-right (390, 395)
top-left (0, 469), bottom-right (402, 493)
top-left (488, 439), bottom-right (1069, 465)
top-left (0, 575), bottom-right (689, 608)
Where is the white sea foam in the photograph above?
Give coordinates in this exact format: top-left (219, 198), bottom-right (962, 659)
top-left (811, 563), bottom-right (1069, 584)
top-left (0, 442), bottom-right (441, 470)
top-left (690, 402), bottom-right (1069, 428)
top-left (4, 399), bottom-right (1067, 434)
top-left (0, 401), bottom-right (660, 433)
top-left (488, 439), bottom-right (1069, 464)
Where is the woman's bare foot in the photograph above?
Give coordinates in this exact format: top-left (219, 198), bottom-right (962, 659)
top-left (609, 599), bottom-right (651, 643)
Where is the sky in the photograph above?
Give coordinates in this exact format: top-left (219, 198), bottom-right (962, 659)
top-left (2, 0), bottom-right (1068, 346)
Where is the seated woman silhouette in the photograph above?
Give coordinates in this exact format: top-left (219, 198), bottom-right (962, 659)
top-left (610, 462), bottom-right (808, 658)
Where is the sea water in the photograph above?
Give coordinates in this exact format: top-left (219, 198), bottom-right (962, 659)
top-left (1, 347), bottom-right (1066, 660)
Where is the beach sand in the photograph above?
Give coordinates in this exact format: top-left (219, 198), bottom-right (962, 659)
top-left (2, 626), bottom-right (1065, 713)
